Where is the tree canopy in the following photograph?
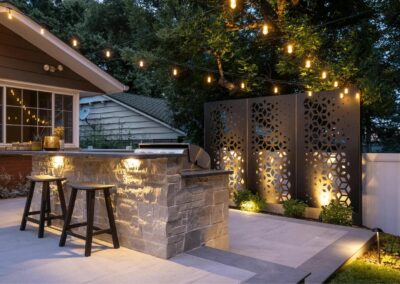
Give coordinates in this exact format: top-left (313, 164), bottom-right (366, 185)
top-left (8, 0), bottom-right (400, 151)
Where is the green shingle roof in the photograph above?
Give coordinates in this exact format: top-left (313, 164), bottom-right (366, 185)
top-left (107, 93), bottom-right (176, 127)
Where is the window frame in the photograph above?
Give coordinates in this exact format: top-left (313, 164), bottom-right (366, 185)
top-left (0, 80), bottom-right (79, 148)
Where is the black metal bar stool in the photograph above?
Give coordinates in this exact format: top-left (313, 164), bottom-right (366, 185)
top-left (59, 183), bottom-right (120, 257)
top-left (20, 175), bottom-right (67, 238)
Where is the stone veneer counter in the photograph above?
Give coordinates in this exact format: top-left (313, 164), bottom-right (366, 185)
top-left (1, 151), bottom-right (231, 259)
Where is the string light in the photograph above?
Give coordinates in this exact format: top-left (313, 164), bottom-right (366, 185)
top-left (287, 44), bottom-right (293, 54)
top-left (207, 75), bottom-right (212, 84)
top-left (8, 9), bottom-right (12, 20)
top-left (307, 91), bottom-right (313, 97)
top-left (172, 68), bottom-right (178, 76)
top-left (40, 27), bottom-right (45, 35)
top-left (262, 24), bottom-right (269, 35)
top-left (105, 50), bottom-right (111, 58)
top-left (229, 0), bottom-right (237, 9)
top-left (344, 87), bottom-right (349, 94)
top-left (72, 39), bottom-right (78, 47)
top-left (305, 59), bottom-right (311, 68)
top-left (139, 60), bottom-right (144, 68)
top-left (240, 82), bottom-right (245, 89)
top-left (273, 86), bottom-right (279, 94)
top-left (334, 81), bottom-right (339, 88)
top-left (340, 92), bottom-right (344, 99)
top-left (356, 92), bottom-right (360, 100)
top-left (321, 71), bottom-right (327, 79)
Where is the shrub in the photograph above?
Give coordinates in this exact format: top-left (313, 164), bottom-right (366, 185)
top-left (233, 190), bottom-right (265, 213)
top-left (282, 199), bottom-right (308, 218)
top-left (320, 200), bottom-right (353, 226)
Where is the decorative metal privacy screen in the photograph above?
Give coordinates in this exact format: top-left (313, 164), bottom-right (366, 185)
top-left (204, 90), bottom-right (361, 223)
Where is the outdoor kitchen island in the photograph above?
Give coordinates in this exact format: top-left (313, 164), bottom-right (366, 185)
top-left (0, 149), bottom-right (231, 259)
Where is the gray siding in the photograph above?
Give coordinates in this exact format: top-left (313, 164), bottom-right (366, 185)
top-left (80, 100), bottom-right (181, 142)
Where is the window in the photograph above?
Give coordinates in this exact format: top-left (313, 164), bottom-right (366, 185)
top-left (55, 94), bottom-right (73, 143)
top-left (2, 87), bottom-right (75, 144)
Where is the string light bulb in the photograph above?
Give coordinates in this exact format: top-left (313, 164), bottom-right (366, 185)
top-left (334, 81), bottom-right (339, 88)
top-left (72, 39), bottom-right (78, 47)
top-left (230, 0), bottom-right (237, 9)
top-left (207, 75), bottom-right (212, 84)
top-left (273, 86), bottom-right (279, 94)
top-left (262, 24), bottom-right (269, 35)
top-left (139, 60), bottom-right (144, 68)
top-left (172, 68), bottom-right (178, 76)
top-left (287, 44), bottom-right (293, 54)
top-left (240, 82), bottom-right (245, 89)
top-left (305, 59), bottom-right (311, 68)
top-left (307, 91), bottom-right (313, 97)
top-left (344, 87), bottom-right (349, 94)
top-left (40, 27), bottom-right (45, 35)
top-left (105, 50), bottom-right (111, 58)
top-left (340, 92), bottom-right (344, 99)
top-left (8, 9), bottom-right (12, 20)
top-left (321, 71), bottom-right (327, 79)
top-left (356, 92), bottom-right (360, 100)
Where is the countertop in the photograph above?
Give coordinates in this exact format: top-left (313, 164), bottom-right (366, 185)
top-left (0, 150), bottom-right (185, 159)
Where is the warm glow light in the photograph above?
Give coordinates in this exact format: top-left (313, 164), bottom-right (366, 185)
top-left (240, 200), bottom-right (258, 212)
top-left (240, 82), bottom-right (245, 89)
top-left (105, 50), bottom-right (111, 58)
top-left (334, 81), bottom-right (339, 88)
top-left (321, 71), bottom-right (327, 79)
top-left (356, 92), bottom-right (360, 100)
top-left (262, 24), bottom-right (269, 35)
top-left (8, 9), bottom-right (12, 20)
top-left (320, 191), bottom-right (331, 206)
top-left (340, 92), bottom-right (344, 99)
top-left (344, 87), bottom-right (349, 94)
top-left (72, 39), bottom-right (78, 47)
top-left (172, 68), bottom-right (178, 76)
top-left (40, 27), bottom-right (45, 35)
top-left (124, 158), bottom-right (142, 171)
top-left (52, 156), bottom-right (64, 169)
top-left (305, 59), bottom-right (311, 68)
top-left (307, 91), bottom-right (312, 97)
top-left (139, 60), bottom-right (144, 68)
top-left (207, 75), bottom-right (212, 83)
top-left (229, 0), bottom-right (237, 9)
top-left (273, 86), bottom-right (279, 94)
top-left (287, 44), bottom-right (293, 54)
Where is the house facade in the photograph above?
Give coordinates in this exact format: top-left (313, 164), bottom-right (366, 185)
top-left (0, 3), bottom-right (127, 149)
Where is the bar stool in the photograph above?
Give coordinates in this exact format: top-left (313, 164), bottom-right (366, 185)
top-left (59, 183), bottom-right (120, 257)
top-left (20, 175), bottom-right (67, 238)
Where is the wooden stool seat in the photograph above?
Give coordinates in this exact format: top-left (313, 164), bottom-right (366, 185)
top-left (68, 183), bottom-right (114, 190)
top-left (27, 175), bottom-right (66, 183)
top-left (59, 183), bottom-right (119, 257)
top-left (20, 175), bottom-right (67, 238)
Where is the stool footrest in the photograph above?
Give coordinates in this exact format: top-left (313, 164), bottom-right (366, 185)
top-left (28, 211), bottom-right (41, 215)
top-left (93, 229), bottom-right (112, 236)
top-left (68, 222), bottom-right (87, 229)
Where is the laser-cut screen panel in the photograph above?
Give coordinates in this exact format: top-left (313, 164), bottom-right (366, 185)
top-left (248, 96), bottom-right (296, 203)
top-left (204, 100), bottom-right (247, 198)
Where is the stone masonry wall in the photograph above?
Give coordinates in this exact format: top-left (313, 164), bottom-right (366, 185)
top-left (30, 155), bottom-right (229, 258)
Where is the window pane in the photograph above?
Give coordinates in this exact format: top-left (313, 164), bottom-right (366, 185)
top-left (64, 96), bottom-right (73, 111)
top-left (55, 94), bottom-right (74, 144)
top-left (23, 126), bottom-right (38, 142)
top-left (23, 108), bottom-right (37, 126)
top-left (23, 90), bottom-right (37, 108)
top-left (6, 88), bottom-right (22, 106)
top-left (38, 92), bottom-right (52, 109)
top-left (38, 109), bottom-right (52, 127)
top-left (55, 94), bottom-right (63, 111)
top-left (39, 127), bottom-right (52, 137)
top-left (6, 106), bottom-right (21, 125)
top-left (6, 125), bottom-right (21, 143)
top-left (64, 127), bottom-right (73, 143)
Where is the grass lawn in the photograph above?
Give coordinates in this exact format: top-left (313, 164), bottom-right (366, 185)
top-left (330, 260), bottom-right (400, 283)
top-left (329, 233), bottom-right (400, 283)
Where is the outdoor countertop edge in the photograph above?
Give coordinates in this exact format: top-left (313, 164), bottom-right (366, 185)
top-left (0, 150), bottom-right (185, 159)
top-left (180, 169), bottom-right (233, 178)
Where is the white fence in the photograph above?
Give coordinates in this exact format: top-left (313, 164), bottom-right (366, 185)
top-left (363, 153), bottom-right (400, 236)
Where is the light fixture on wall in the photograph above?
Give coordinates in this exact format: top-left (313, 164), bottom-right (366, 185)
top-left (43, 64), bottom-right (64, 73)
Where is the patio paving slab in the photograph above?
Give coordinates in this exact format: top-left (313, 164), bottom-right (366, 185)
top-left (0, 198), bottom-right (374, 284)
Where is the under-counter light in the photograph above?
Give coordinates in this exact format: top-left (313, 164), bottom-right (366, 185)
top-left (52, 156), bottom-right (64, 168)
top-left (124, 158), bottom-right (141, 171)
